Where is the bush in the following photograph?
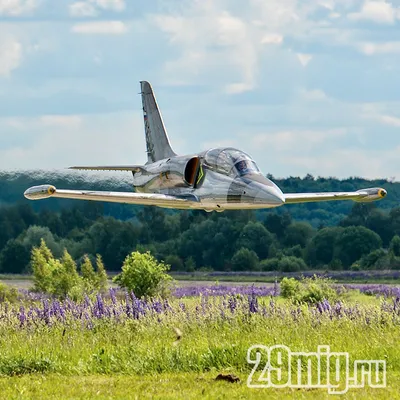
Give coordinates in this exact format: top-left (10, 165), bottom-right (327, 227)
top-left (231, 248), bottom-right (259, 271)
top-left (95, 255), bottom-right (108, 291)
top-left (0, 282), bottom-right (18, 303)
top-left (358, 249), bottom-right (388, 270)
top-left (259, 258), bottom-right (280, 271)
top-left (280, 276), bottom-right (340, 305)
top-left (280, 277), bottom-right (300, 299)
top-left (31, 240), bottom-right (107, 299)
top-left (278, 256), bottom-right (307, 272)
top-left (113, 251), bottom-right (173, 298)
top-left (80, 255), bottom-right (97, 292)
top-left (31, 239), bottom-right (56, 293)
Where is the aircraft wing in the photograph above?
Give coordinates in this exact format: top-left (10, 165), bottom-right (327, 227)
top-left (24, 185), bottom-right (198, 209)
top-left (284, 187), bottom-right (387, 204)
top-left (69, 165), bottom-right (144, 172)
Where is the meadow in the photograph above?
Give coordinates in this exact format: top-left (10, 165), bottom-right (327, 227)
top-left (0, 282), bottom-right (399, 399)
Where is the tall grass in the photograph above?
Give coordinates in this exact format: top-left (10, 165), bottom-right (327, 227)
top-left (0, 291), bottom-right (398, 377)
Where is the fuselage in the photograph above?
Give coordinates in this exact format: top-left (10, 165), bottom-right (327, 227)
top-left (132, 147), bottom-right (285, 211)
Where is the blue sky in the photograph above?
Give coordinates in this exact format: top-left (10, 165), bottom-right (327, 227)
top-left (0, 0), bottom-right (400, 179)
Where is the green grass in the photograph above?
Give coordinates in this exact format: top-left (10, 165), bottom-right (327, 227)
top-left (0, 291), bottom-right (398, 398)
top-left (1, 372), bottom-right (398, 399)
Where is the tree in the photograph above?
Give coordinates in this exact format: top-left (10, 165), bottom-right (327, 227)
top-left (264, 212), bottom-right (292, 240)
top-left (0, 239), bottom-right (30, 273)
top-left (165, 255), bottom-right (184, 271)
top-left (21, 226), bottom-right (62, 259)
top-left (390, 235), bottom-right (400, 257)
top-left (113, 251), bottom-right (173, 298)
top-left (231, 248), bottom-right (259, 271)
top-left (81, 255), bottom-right (97, 291)
top-left (335, 226), bottom-right (382, 268)
top-left (284, 222), bottom-right (314, 248)
top-left (358, 249), bottom-right (388, 270)
top-left (306, 227), bottom-right (343, 267)
top-left (278, 256), bottom-right (307, 272)
top-left (340, 203), bottom-right (376, 227)
top-left (366, 209), bottom-right (393, 246)
top-left (260, 258), bottom-right (279, 271)
top-left (236, 221), bottom-right (274, 259)
top-left (31, 240), bottom-right (55, 293)
top-left (55, 249), bottom-right (81, 297)
top-left (95, 254), bottom-right (108, 291)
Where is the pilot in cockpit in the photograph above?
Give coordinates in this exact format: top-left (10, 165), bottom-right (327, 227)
top-left (235, 160), bottom-right (250, 175)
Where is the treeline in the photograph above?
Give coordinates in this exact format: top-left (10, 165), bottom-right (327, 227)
top-left (1, 171), bottom-right (400, 273)
top-left (1, 199), bottom-right (400, 274)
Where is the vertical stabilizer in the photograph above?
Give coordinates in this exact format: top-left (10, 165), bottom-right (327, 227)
top-left (141, 81), bottom-right (176, 163)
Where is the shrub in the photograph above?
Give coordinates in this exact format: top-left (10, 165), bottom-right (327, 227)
top-left (31, 240), bottom-right (107, 299)
top-left (0, 282), bottom-right (18, 303)
top-left (358, 249), bottom-right (388, 270)
top-left (165, 255), bottom-right (184, 271)
top-left (280, 275), bottom-right (339, 305)
top-left (259, 258), bottom-right (280, 271)
top-left (95, 255), bottom-right (108, 291)
top-left (280, 277), bottom-right (300, 299)
top-left (113, 251), bottom-right (173, 298)
top-left (81, 255), bottom-right (97, 292)
top-left (231, 248), bottom-right (259, 271)
top-left (54, 250), bottom-right (81, 298)
top-left (31, 239), bottom-right (55, 293)
top-left (278, 256), bottom-right (307, 272)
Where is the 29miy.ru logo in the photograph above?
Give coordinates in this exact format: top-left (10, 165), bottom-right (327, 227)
top-left (247, 345), bottom-right (386, 395)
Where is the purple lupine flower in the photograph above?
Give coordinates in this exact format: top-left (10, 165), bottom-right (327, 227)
top-left (18, 306), bottom-right (26, 326)
top-left (152, 300), bottom-right (163, 314)
top-left (248, 292), bottom-right (258, 314)
top-left (109, 288), bottom-right (117, 305)
top-left (228, 296), bottom-right (237, 313)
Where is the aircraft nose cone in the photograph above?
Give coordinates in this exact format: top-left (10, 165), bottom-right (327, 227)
top-left (254, 187), bottom-right (285, 206)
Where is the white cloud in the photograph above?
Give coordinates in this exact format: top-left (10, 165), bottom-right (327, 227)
top-left (358, 41), bottom-right (400, 55)
top-left (297, 53), bottom-right (313, 66)
top-left (69, 2), bottom-right (97, 17)
top-left (70, 0), bottom-right (125, 16)
top-left (249, 129), bottom-right (347, 152)
top-left (0, 112), bottom-right (145, 169)
top-left (152, 1), bottom-right (373, 90)
top-left (285, 147), bottom-right (400, 179)
top-left (71, 21), bottom-right (128, 34)
top-left (0, 36), bottom-right (22, 77)
top-left (153, 8), bottom-right (259, 90)
top-left (348, 1), bottom-right (397, 24)
top-left (91, 0), bottom-right (125, 12)
top-left (225, 83), bottom-right (254, 94)
top-left (39, 115), bottom-right (82, 127)
top-left (0, 0), bottom-right (37, 15)
top-left (261, 33), bottom-right (283, 44)
top-left (299, 88), bottom-right (329, 101)
top-left (377, 114), bottom-right (400, 127)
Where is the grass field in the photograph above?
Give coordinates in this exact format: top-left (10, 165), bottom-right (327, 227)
top-left (1, 372), bottom-right (399, 399)
top-left (0, 283), bottom-right (398, 399)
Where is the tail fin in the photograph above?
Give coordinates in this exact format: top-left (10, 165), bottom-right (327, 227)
top-left (141, 81), bottom-right (176, 163)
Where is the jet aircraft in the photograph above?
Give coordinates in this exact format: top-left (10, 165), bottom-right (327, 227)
top-left (25, 81), bottom-right (387, 211)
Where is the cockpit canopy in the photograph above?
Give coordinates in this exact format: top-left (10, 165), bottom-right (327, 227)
top-left (204, 147), bottom-right (261, 177)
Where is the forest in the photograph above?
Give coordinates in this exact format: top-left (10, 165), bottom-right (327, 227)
top-left (0, 170), bottom-right (400, 274)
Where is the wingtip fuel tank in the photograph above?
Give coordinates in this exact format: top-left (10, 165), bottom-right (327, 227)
top-left (24, 185), bottom-right (56, 200)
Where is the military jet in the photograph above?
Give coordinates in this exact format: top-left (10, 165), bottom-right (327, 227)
top-left (24, 81), bottom-right (387, 212)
